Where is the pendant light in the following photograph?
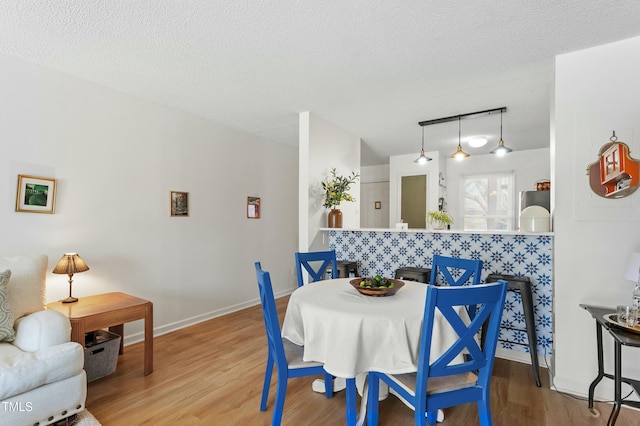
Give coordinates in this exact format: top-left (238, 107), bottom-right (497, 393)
top-left (414, 126), bottom-right (432, 164)
top-left (490, 109), bottom-right (513, 156)
top-left (451, 116), bottom-right (469, 160)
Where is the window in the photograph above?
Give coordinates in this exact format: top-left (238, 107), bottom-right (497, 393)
top-left (460, 172), bottom-right (514, 230)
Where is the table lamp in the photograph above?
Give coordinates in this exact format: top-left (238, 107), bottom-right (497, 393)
top-left (52, 253), bottom-right (90, 303)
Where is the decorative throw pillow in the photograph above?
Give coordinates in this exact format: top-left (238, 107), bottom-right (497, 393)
top-left (0, 255), bottom-right (47, 320)
top-left (0, 270), bottom-right (15, 342)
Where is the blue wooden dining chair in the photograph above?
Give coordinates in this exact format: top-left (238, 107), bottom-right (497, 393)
top-left (429, 255), bottom-right (483, 319)
top-left (255, 262), bottom-right (358, 425)
top-left (367, 281), bottom-right (508, 426)
top-left (294, 249), bottom-right (338, 287)
top-left (255, 262), bottom-right (335, 425)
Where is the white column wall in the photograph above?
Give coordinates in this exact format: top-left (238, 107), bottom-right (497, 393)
top-left (553, 36), bottom-right (640, 399)
top-left (299, 112), bottom-right (361, 252)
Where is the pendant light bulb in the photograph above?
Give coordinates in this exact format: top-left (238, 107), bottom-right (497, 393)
top-left (414, 126), bottom-right (432, 164)
top-left (451, 145), bottom-right (470, 160)
top-left (490, 109), bottom-right (512, 156)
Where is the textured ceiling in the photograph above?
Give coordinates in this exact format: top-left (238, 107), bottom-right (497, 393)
top-left (1, 1), bottom-right (640, 165)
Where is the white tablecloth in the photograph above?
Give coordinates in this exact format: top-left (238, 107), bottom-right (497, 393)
top-left (282, 278), bottom-right (466, 379)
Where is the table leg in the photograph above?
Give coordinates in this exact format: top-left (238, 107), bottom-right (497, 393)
top-left (588, 322), bottom-right (604, 409)
top-left (109, 324), bottom-right (125, 354)
top-left (312, 375), bottom-right (387, 426)
top-left (144, 303), bottom-right (154, 375)
top-left (313, 378), bottom-right (345, 393)
top-left (607, 341), bottom-right (622, 426)
top-left (71, 321), bottom-right (86, 349)
top-left (388, 387), bottom-right (444, 422)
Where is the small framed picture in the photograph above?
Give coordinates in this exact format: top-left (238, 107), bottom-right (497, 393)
top-left (247, 196), bottom-right (260, 219)
top-left (16, 175), bottom-right (57, 214)
top-left (170, 191), bottom-right (189, 217)
top-left (375, 201), bottom-right (382, 210)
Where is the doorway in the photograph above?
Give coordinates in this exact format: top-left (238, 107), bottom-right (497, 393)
top-left (401, 175), bottom-right (427, 228)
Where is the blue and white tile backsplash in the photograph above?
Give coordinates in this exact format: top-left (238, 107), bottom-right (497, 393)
top-left (329, 230), bottom-right (553, 358)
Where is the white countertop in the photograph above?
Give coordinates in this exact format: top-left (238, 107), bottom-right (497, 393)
top-left (320, 227), bottom-right (554, 236)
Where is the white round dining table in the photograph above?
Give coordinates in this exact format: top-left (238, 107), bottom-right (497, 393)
top-left (282, 278), bottom-right (463, 425)
top-left (282, 277), bottom-right (464, 378)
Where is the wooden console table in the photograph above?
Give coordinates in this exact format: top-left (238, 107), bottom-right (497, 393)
top-left (47, 292), bottom-right (153, 376)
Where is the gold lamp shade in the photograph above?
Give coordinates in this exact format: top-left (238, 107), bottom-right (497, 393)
top-left (451, 144), bottom-right (470, 160)
top-left (451, 116), bottom-right (470, 160)
top-left (52, 253), bottom-right (90, 303)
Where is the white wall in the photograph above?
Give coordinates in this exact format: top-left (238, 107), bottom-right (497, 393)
top-left (389, 152), bottom-right (442, 227)
top-left (0, 53), bottom-right (299, 344)
top-left (361, 164), bottom-right (390, 184)
top-left (446, 148), bottom-right (551, 229)
top-left (360, 182), bottom-right (389, 228)
top-left (299, 112), bottom-right (360, 251)
top-left (554, 36), bottom-right (640, 399)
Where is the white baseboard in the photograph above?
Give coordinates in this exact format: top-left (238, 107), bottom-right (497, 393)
top-left (122, 287), bottom-right (296, 346)
top-left (495, 347), bottom-right (551, 369)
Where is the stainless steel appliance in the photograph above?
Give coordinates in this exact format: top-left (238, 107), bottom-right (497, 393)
top-left (519, 191), bottom-right (550, 228)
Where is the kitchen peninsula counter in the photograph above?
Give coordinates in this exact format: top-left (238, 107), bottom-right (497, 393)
top-left (320, 227), bottom-right (554, 236)
top-left (324, 227), bottom-right (554, 361)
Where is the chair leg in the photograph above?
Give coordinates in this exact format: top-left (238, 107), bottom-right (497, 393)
top-left (345, 377), bottom-right (357, 426)
top-left (426, 410), bottom-right (437, 425)
top-left (272, 370), bottom-right (288, 426)
top-left (367, 374), bottom-right (379, 426)
top-left (324, 372), bottom-right (334, 398)
top-left (260, 354), bottom-right (274, 411)
top-left (477, 400), bottom-right (493, 426)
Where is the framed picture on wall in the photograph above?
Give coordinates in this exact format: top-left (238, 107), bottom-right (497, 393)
top-left (15, 174), bottom-right (57, 214)
top-left (170, 191), bottom-right (189, 217)
top-left (247, 196), bottom-right (260, 219)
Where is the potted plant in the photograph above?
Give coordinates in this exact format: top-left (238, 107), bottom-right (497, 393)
top-left (426, 210), bottom-right (453, 230)
top-left (322, 168), bottom-right (360, 228)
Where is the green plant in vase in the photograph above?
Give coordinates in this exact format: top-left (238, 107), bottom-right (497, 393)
top-left (426, 210), bottom-right (453, 230)
top-left (322, 168), bottom-right (359, 228)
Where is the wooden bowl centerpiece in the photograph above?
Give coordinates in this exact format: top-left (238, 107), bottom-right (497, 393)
top-left (349, 276), bottom-right (405, 297)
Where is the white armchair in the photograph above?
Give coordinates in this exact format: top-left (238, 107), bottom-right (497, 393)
top-left (0, 255), bottom-right (86, 426)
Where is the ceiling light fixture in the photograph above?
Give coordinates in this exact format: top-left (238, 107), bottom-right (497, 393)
top-left (468, 137), bottom-right (488, 148)
top-left (419, 106), bottom-right (506, 157)
top-left (451, 117), bottom-right (469, 160)
top-left (490, 109), bottom-right (513, 156)
top-left (414, 125), bottom-right (432, 164)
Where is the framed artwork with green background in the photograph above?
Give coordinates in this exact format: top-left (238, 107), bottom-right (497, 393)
top-left (15, 175), bottom-right (56, 214)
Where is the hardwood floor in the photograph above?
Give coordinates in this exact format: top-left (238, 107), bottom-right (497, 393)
top-left (86, 296), bottom-right (639, 425)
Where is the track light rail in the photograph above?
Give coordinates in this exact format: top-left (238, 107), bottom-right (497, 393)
top-left (418, 107), bottom-right (506, 127)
